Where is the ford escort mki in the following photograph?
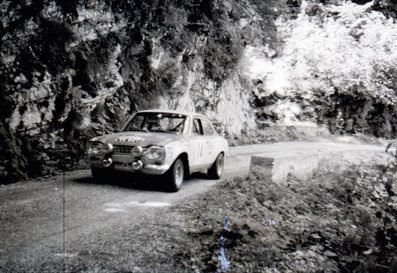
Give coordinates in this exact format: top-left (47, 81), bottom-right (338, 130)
top-left (87, 110), bottom-right (229, 191)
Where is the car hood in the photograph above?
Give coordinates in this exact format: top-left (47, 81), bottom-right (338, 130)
top-left (90, 131), bottom-right (184, 147)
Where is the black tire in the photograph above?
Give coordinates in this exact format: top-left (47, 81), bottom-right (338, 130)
top-left (208, 153), bottom-right (224, 179)
top-left (166, 158), bottom-right (185, 192)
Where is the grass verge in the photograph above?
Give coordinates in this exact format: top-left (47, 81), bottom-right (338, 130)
top-left (173, 157), bottom-right (397, 273)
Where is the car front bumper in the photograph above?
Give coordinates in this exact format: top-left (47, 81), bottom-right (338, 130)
top-left (89, 154), bottom-right (171, 175)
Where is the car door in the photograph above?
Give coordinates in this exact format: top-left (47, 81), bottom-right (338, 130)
top-left (200, 118), bottom-right (218, 166)
top-left (187, 117), bottom-right (206, 171)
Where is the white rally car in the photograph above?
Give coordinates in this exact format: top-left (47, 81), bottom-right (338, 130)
top-left (87, 110), bottom-right (229, 191)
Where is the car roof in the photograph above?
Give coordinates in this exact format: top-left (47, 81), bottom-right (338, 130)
top-left (137, 109), bottom-right (209, 119)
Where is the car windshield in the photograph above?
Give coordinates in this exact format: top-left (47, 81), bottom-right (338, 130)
top-left (123, 112), bottom-right (187, 134)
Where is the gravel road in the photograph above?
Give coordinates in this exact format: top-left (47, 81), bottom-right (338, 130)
top-left (0, 141), bottom-right (386, 272)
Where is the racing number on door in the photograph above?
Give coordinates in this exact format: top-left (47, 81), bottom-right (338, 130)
top-left (200, 118), bottom-right (215, 163)
top-left (198, 140), bottom-right (204, 161)
top-left (193, 118), bottom-right (205, 163)
top-left (193, 117), bottom-right (216, 164)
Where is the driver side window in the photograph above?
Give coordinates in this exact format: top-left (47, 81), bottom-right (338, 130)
top-left (193, 119), bottom-right (203, 135)
top-left (201, 119), bottom-right (215, 135)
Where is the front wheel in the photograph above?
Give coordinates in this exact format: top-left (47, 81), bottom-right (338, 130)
top-left (91, 167), bottom-right (110, 183)
top-left (166, 158), bottom-right (185, 192)
top-left (208, 153), bottom-right (224, 179)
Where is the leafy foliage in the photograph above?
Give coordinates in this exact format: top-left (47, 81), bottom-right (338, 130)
top-left (252, 1), bottom-right (397, 137)
top-left (270, 1), bottom-right (397, 100)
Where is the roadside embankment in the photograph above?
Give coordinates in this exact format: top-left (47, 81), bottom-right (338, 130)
top-left (174, 146), bottom-right (396, 272)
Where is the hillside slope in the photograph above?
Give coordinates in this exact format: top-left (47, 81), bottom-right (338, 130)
top-left (1, 0), bottom-right (397, 182)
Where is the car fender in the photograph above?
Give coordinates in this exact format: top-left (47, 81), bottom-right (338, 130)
top-left (164, 140), bottom-right (192, 170)
top-left (209, 137), bottom-right (228, 162)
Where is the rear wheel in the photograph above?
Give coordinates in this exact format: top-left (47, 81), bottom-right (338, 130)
top-left (166, 158), bottom-right (184, 192)
top-left (208, 153), bottom-right (224, 179)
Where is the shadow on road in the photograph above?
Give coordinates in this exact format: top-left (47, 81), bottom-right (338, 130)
top-left (72, 171), bottom-right (210, 192)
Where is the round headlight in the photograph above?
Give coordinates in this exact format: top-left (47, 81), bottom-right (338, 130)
top-left (87, 142), bottom-right (113, 155)
top-left (87, 142), bottom-right (103, 155)
top-left (103, 143), bottom-right (113, 153)
top-left (131, 146), bottom-right (143, 157)
top-left (144, 146), bottom-right (165, 160)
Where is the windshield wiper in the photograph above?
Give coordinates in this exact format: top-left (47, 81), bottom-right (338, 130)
top-left (124, 128), bottom-right (149, 132)
top-left (150, 129), bottom-right (170, 133)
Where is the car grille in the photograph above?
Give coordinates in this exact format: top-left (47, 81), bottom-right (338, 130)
top-left (113, 145), bottom-right (133, 154)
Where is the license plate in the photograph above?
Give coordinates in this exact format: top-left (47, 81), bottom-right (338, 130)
top-left (114, 162), bottom-right (134, 172)
top-left (112, 154), bottom-right (134, 163)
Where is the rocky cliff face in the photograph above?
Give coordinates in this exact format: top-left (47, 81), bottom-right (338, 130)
top-left (1, 0), bottom-right (397, 182)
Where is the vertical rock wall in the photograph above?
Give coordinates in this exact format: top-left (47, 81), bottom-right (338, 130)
top-left (0, 0), bottom-right (291, 182)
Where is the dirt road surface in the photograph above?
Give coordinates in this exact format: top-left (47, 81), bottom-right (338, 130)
top-left (0, 141), bottom-right (387, 272)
